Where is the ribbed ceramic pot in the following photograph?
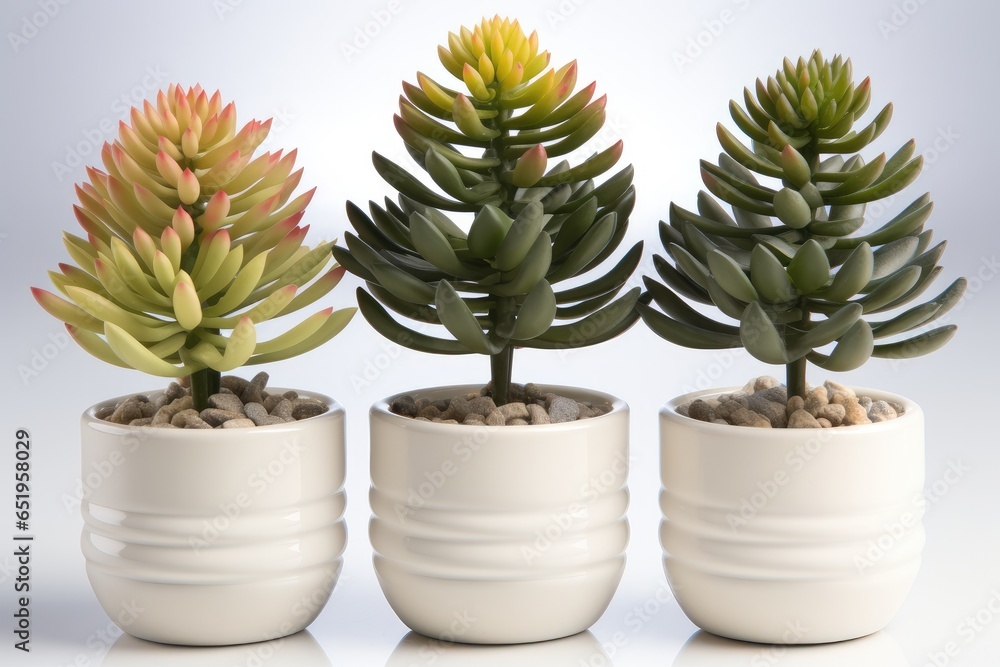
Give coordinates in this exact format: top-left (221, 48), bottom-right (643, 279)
top-left (660, 387), bottom-right (925, 644)
top-left (80, 389), bottom-right (347, 646)
top-left (370, 384), bottom-right (629, 644)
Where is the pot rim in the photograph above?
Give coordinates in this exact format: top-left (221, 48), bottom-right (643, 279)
top-left (82, 386), bottom-right (343, 437)
top-left (660, 385), bottom-right (922, 434)
top-left (371, 383), bottom-right (628, 433)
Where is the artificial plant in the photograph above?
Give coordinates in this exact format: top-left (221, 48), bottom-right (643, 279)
top-left (334, 16), bottom-right (643, 406)
top-left (33, 84), bottom-right (355, 411)
top-left (639, 51), bottom-right (966, 400)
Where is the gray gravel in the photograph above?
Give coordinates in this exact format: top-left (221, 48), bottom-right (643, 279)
top-left (99, 372), bottom-right (329, 429)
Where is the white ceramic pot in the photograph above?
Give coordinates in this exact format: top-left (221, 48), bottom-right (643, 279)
top-left (660, 387), bottom-right (925, 644)
top-left (80, 389), bottom-right (347, 646)
top-left (370, 384), bottom-right (629, 644)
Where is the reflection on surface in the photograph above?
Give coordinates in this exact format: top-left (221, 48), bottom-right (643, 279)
top-left (101, 630), bottom-right (332, 667)
top-left (672, 630), bottom-right (908, 667)
top-left (386, 630), bottom-right (611, 666)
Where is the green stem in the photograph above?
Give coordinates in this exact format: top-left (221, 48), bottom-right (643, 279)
top-left (190, 367), bottom-right (220, 412)
top-left (785, 356), bottom-right (807, 401)
top-left (490, 345), bottom-right (514, 406)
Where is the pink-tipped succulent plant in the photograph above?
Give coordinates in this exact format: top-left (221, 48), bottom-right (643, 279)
top-left (33, 84), bottom-right (355, 409)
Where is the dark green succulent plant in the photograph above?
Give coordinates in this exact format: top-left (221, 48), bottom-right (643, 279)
top-left (335, 16), bottom-right (642, 405)
top-left (639, 51), bottom-right (966, 399)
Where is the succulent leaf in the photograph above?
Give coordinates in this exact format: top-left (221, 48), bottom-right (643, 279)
top-left (33, 85), bottom-right (354, 380)
top-left (336, 17), bottom-right (640, 403)
top-left (640, 51), bottom-right (965, 396)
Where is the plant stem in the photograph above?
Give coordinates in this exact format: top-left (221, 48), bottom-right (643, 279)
top-left (190, 367), bottom-right (220, 412)
top-left (785, 357), bottom-right (807, 401)
top-left (490, 345), bottom-right (514, 406)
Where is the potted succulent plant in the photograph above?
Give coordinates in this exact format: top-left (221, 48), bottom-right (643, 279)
top-left (31, 84), bottom-right (356, 646)
top-left (334, 16), bottom-right (641, 644)
top-left (638, 52), bottom-right (967, 644)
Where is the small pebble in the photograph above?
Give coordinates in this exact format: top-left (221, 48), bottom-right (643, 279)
top-left (508, 418), bottom-right (529, 426)
top-left (263, 394), bottom-right (280, 412)
top-left (200, 409), bottom-right (244, 427)
top-left (547, 397), bottom-right (580, 423)
top-left (222, 418), bottom-right (255, 429)
top-left (485, 410), bottom-right (506, 426)
top-left (466, 396), bottom-right (497, 417)
top-left (95, 405), bottom-right (115, 420)
top-left (524, 383), bottom-right (542, 401)
top-left (208, 393), bottom-right (244, 413)
top-left (271, 399), bottom-right (294, 420)
top-left (788, 409), bottom-right (821, 429)
top-left (687, 400), bottom-right (715, 422)
top-left (151, 396), bottom-right (193, 425)
top-left (240, 371), bottom-right (269, 405)
top-left (244, 402), bottom-right (269, 426)
top-left (257, 415), bottom-right (288, 426)
top-left (676, 402), bottom-right (691, 417)
top-left (716, 399), bottom-right (748, 421)
top-left (390, 395), bottom-right (418, 418)
top-left (823, 380), bottom-right (856, 400)
top-left (498, 402), bottom-right (530, 421)
top-left (129, 417), bottom-right (152, 427)
top-left (291, 399), bottom-right (327, 420)
top-left (712, 419), bottom-right (729, 425)
top-left (415, 397), bottom-right (431, 411)
top-left (729, 408), bottom-right (772, 428)
top-left (140, 401), bottom-right (157, 418)
top-left (755, 386), bottom-right (788, 404)
top-left (418, 406), bottom-right (442, 420)
top-left (746, 395), bottom-right (787, 428)
top-left (816, 403), bottom-right (846, 426)
top-left (282, 390), bottom-right (299, 400)
top-left (868, 400), bottom-right (898, 423)
top-left (220, 376), bottom-right (249, 395)
top-left (527, 403), bottom-right (550, 425)
top-left (463, 414), bottom-right (485, 425)
top-left (859, 396), bottom-right (873, 411)
top-left (442, 396), bottom-right (471, 421)
top-left (842, 399), bottom-right (872, 426)
top-left (754, 376), bottom-right (779, 391)
top-left (804, 386), bottom-right (829, 415)
top-left (817, 418), bottom-right (833, 428)
top-left (786, 395), bottom-right (805, 416)
top-left (109, 398), bottom-right (144, 425)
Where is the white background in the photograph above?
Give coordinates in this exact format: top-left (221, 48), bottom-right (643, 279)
top-left (2, 0), bottom-right (999, 665)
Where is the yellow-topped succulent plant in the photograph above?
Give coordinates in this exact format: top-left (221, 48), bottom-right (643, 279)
top-left (33, 84), bottom-right (355, 409)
